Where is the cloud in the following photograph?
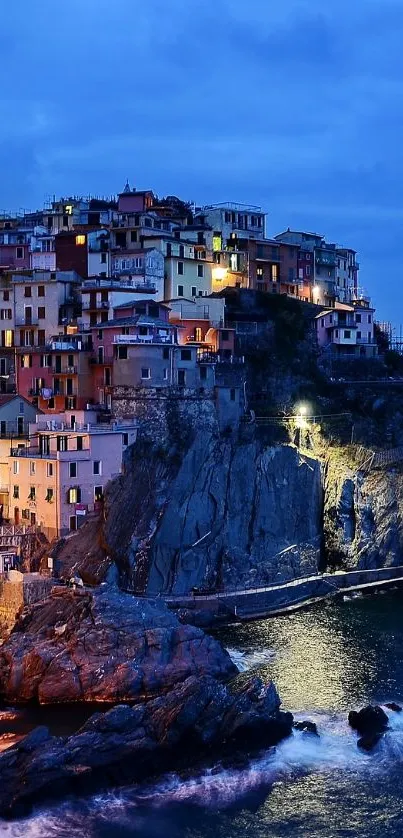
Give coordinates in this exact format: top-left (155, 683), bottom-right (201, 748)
top-left (1, 0), bottom-right (403, 323)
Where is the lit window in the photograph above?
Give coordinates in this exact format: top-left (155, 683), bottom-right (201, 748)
top-left (67, 487), bottom-right (81, 504)
top-left (5, 331), bottom-right (13, 347)
top-left (75, 235), bottom-right (86, 246)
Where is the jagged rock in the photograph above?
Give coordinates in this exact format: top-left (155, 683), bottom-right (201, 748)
top-left (0, 674), bottom-right (292, 817)
top-left (348, 705), bottom-right (389, 736)
top-left (105, 436), bottom-right (323, 594)
top-left (293, 720), bottom-right (319, 736)
top-left (385, 702), bottom-right (402, 712)
top-left (0, 588), bottom-right (237, 704)
top-left (357, 732), bottom-right (384, 752)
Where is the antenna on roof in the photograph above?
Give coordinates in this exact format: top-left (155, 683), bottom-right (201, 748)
top-left (123, 180), bottom-right (131, 193)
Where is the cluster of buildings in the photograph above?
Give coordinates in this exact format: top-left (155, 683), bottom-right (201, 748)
top-left (0, 183), bottom-right (377, 544)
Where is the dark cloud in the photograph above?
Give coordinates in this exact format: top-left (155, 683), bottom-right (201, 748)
top-left (2, 0), bottom-right (403, 324)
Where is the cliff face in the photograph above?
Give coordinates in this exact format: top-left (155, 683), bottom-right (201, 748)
top-left (105, 435), bottom-right (323, 594)
top-left (324, 452), bottom-right (403, 570)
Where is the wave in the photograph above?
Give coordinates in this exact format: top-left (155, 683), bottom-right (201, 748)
top-left (3, 704), bottom-right (403, 837)
top-left (226, 646), bottom-right (276, 672)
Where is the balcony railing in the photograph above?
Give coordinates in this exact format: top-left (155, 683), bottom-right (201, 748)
top-left (113, 334), bottom-right (175, 345)
top-left (52, 366), bottom-right (78, 375)
top-left (35, 420), bottom-right (137, 433)
top-left (15, 317), bottom-right (38, 327)
top-left (82, 300), bottom-right (110, 310)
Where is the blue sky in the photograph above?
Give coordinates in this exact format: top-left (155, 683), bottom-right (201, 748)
top-left (1, 0), bottom-right (402, 325)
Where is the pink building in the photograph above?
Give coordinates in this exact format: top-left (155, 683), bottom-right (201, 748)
top-left (9, 409), bottom-right (137, 538)
top-left (316, 301), bottom-right (377, 359)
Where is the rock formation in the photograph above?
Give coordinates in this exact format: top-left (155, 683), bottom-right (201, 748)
top-left (0, 588), bottom-right (236, 704)
top-left (105, 434), bottom-right (323, 594)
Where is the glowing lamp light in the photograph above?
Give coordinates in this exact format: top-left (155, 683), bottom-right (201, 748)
top-left (295, 403), bottom-right (310, 430)
top-left (212, 267), bottom-right (228, 282)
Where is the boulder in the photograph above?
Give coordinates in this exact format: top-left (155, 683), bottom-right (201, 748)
top-left (0, 674), bottom-right (293, 817)
top-left (293, 720), bottom-right (319, 736)
top-left (385, 702), bottom-right (402, 713)
top-left (357, 732), bottom-right (384, 752)
top-left (348, 705), bottom-right (389, 736)
top-left (0, 588), bottom-right (237, 704)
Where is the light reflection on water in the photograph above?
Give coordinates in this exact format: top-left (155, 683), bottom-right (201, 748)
top-left (2, 592), bottom-right (403, 838)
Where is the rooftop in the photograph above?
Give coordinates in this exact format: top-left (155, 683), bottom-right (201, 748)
top-left (199, 202), bottom-right (263, 213)
top-left (93, 314), bottom-right (177, 329)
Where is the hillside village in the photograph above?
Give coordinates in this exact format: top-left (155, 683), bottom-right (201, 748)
top-left (0, 183), bottom-right (386, 573)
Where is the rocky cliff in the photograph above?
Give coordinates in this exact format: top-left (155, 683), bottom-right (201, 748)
top-left (105, 434), bottom-right (323, 594)
top-left (324, 449), bottom-right (403, 570)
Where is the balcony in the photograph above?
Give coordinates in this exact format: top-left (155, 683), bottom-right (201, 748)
top-left (15, 317), bottom-right (38, 327)
top-left (52, 365), bottom-right (78, 375)
top-left (35, 420), bottom-right (137, 434)
top-left (113, 334), bottom-right (175, 345)
top-left (89, 354), bottom-right (114, 365)
top-left (315, 252), bottom-right (337, 267)
top-left (197, 349), bottom-right (218, 364)
top-left (82, 300), bottom-right (110, 311)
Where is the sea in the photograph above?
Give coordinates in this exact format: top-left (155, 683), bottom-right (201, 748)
top-left (1, 590), bottom-right (403, 837)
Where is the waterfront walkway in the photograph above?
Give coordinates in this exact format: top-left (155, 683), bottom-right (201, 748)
top-left (129, 565), bottom-right (403, 621)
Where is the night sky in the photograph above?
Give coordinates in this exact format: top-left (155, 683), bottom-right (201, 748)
top-left (2, 0), bottom-right (402, 326)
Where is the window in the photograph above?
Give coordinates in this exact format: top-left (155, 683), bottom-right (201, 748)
top-left (256, 267), bottom-right (264, 277)
top-left (180, 349), bottom-right (192, 361)
top-left (306, 266), bottom-right (311, 276)
top-left (178, 369), bottom-right (186, 386)
top-left (177, 285), bottom-right (184, 297)
top-left (38, 307), bottom-right (45, 319)
top-left (335, 329), bottom-right (339, 337)
top-left (139, 326), bottom-right (148, 336)
top-left (117, 346), bottom-right (128, 360)
top-left (197, 264), bottom-right (204, 278)
top-left (177, 262), bottom-right (184, 276)
top-left (19, 401), bottom-right (24, 413)
top-left (20, 354), bottom-right (32, 368)
top-left (29, 462), bottom-right (36, 476)
top-left (368, 315), bottom-right (372, 323)
top-left (230, 388), bottom-right (236, 402)
top-left (13, 461), bottom-right (19, 475)
top-left (46, 488), bottom-right (54, 503)
top-left (38, 285), bottom-right (45, 297)
top-left (46, 463), bottom-right (53, 477)
top-left (357, 331), bottom-right (361, 339)
top-left (271, 265), bottom-right (278, 281)
top-left (163, 348), bottom-right (170, 360)
top-left (57, 435), bottom-right (68, 452)
top-left (191, 286), bottom-right (197, 297)
top-left (141, 368), bottom-right (151, 379)
top-left (356, 314), bottom-right (361, 323)
top-left (16, 247), bottom-right (24, 259)
top-left (69, 462), bottom-right (77, 478)
top-left (67, 487), bottom-right (81, 504)
top-left (163, 368), bottom-right (168, 380)
top-left (13, 486), bottom-right (19, 499)
top-left (75, 235), bottom-right (86, 246)
top-left (344, 330), bottom-right (351, 339)
top-left (24, 286), bottom-right (32, 298)
top-left (100, 253), bottom-right (107, 263)
top-left (93, 461), bottom-right (101, 475)
top-left (130, 231), bottom-right (137, 243)
top-left (200, 366), bottom-right (207, 381)
top-left (122, 433), bottom-right (129, 446)
top-left (76, 436), bottom-right (83, 451)
top-left (221, 330), bottom-right (229, 341)
top-left (179, 245), bottom-right (184, 258)
top-left (94, 486), bottom-right (104, 503)
top-left (3, 291), bottom-right (9, 301)
top-left (29, 487), bottom-right (36, 500)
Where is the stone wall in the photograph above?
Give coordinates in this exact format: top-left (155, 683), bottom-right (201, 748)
top-left (112, 386), bottom-right (219, 445)
top-left (0, 573), bottom-right (54, 632)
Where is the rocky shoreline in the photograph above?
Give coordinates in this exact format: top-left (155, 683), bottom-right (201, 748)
top-left (0, 587), bottom-right (293, 817)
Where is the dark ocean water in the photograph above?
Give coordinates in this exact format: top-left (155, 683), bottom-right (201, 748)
top-left (2, 590), bottom-right (403, 837)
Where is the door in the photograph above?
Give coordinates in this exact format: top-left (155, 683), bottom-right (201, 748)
top-left (55, 356), bottom-right (62, 373)
top-left (98, 346), bottom-right (104, 364)
top-left (30, 512), bottom-right (36, 526)
top-left (69, 515), bottom-right (77, 532)
top-left (17, 417), bottom-right (24, 437)
top-left (14, 507), bottom-right (19, 525)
